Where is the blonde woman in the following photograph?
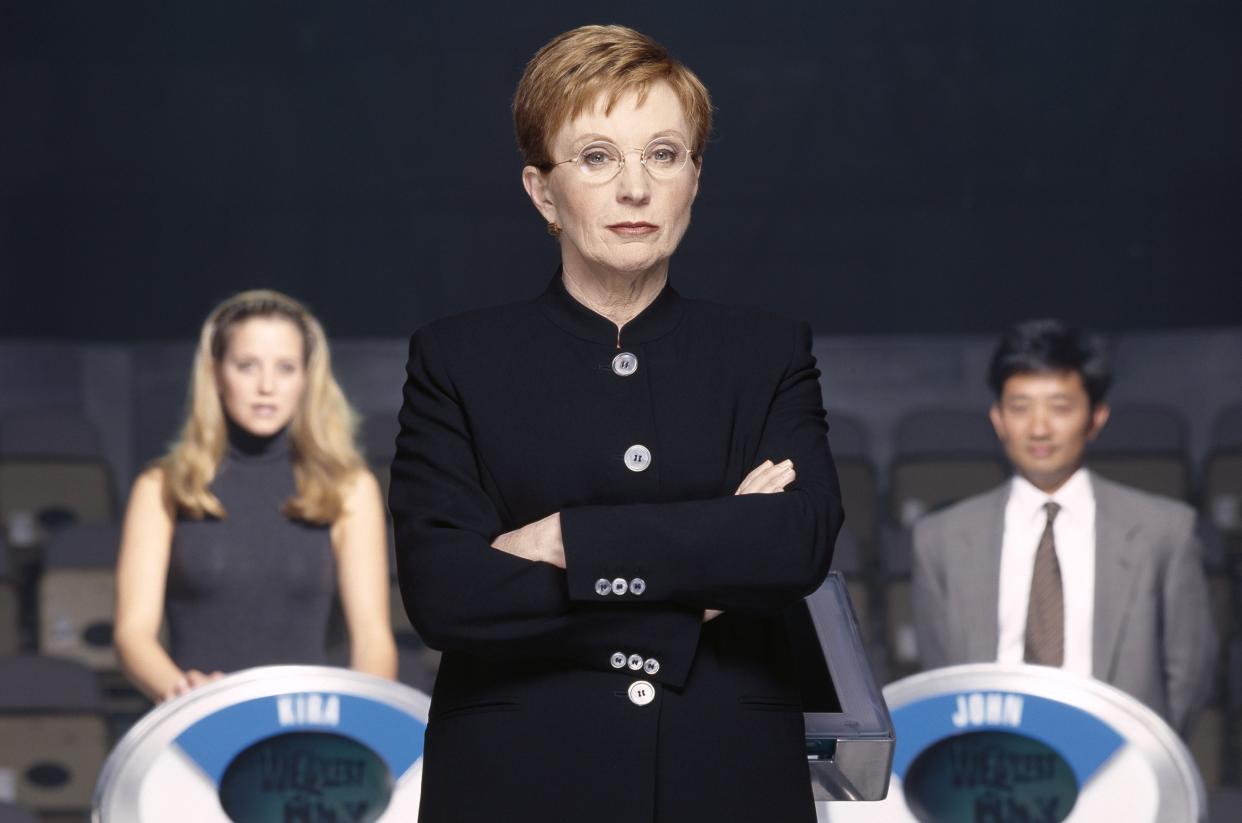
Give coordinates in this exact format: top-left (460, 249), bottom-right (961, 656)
top-left (115, 290), bottom-right (396, 703)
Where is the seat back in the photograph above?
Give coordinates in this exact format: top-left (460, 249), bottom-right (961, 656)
top-left (827, 412), bottom-right (879, 545)
top-left (1088, 405), bottom-right (1190, 500)
top-left (875, 526), bottom-right (919, 679)
top-left (362, 413), bottom-right (399, 505)
top-left (0, 803), bottom-right (38, 823)
top-left (0, 412), bottom-right (115, 540)
top-left (0, 537), bottom-right (16, 657)
top-left (37, 525), bottom-right (122, 673)
top-left (0, 657), bottom-right (107, 815)
top-left (891, 408), bottom-right (1006, 527)
top-left (1205, 405), bottom-right (1242, 558)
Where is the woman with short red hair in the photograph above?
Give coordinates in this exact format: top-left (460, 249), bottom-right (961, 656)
top-left (391, 25), bottom-right (843, 822)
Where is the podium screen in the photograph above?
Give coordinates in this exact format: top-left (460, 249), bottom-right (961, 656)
top-left (903, 730), bottom-right (1078, 823)
top-left (218, 731), bottom-right (394, 822)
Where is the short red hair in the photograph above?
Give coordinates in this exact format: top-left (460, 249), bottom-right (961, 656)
top-left (513, 25), bottom-right (713, 171)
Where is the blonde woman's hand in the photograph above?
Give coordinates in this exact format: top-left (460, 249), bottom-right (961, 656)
top-left (734, 459), bottom-right (796, 495)
top-left (160, 669), bottom-right (224, 703)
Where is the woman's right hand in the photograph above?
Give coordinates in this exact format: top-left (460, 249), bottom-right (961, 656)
top-left (734, 459), bottom-right (796, 495)
top-left (160, 669), bottom-right (224, 703)
top-left (704, 459), bottom-right (797, 622)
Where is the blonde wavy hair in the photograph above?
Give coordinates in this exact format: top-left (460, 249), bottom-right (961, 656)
top-left (160, 289), bottom-right (364, 525)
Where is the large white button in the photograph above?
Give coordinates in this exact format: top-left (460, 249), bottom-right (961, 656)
top-left (629, 577), bottom-right (646, 596)
top-left (627, 654), bottom-right (644, 671)
top-left (611, 577), bottom-right (628, 596)
top-left (624, 444), bottom-right (651, 472)
top-left (594, 578), bottom-right (612, 596)
top-left (643, 658), bottom-right (660, 675)
top-left (610, 652), bottom-right (627, 669)
top-left (612, 352), bottom-right (638, 377)
top-left (627, 680), bottom-right (656, 706)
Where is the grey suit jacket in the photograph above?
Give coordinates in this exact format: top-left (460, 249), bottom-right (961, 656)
top-left (911, 471), bottom-right (1218, 735)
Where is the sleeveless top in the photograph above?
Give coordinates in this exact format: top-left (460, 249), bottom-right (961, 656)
top-left (166, 424), bottom-right (336, 673)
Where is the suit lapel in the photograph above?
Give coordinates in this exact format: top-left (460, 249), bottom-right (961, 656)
top-left (956, 484), bottom-right (1008, 661)
top-left (1092, 474), bottom-right (1140, 680)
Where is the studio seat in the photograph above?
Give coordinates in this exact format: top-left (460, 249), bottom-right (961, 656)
top-left (0, 537), bottom-right (17, 657)
top-left (826, 411), bottom-right (879, 548)
top-left (0, 411), bottom-right (115, 562)
top-left (0, 656), bottom-right (108, 819)
top-left (362, 412), bottom-right (399, 504)
top-left (37, 524), bottom-right (121, 674)
top-left (1204, 404), bottom-right (1242, 560)
top-left (1209, 787), bottom-right (1242, 823)
top-left (1087, 404), bottom-right (1190, 500)
top-left (879, 525), bottom-right (919, 681)
top-left (0, 803), bottom-right (38, 823)
top-left (890, 407), bottom-right (1007, 529)
top-left (37, 524), bottom-right (148, 720)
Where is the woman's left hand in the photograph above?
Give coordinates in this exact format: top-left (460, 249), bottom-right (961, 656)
top-left (492, 512), bottom-right (565, 568)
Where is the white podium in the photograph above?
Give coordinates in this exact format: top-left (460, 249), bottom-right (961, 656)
top-left (820, 664), bottom-right (1206, 822)
top-left (92, 666), bottom-right (429, 822)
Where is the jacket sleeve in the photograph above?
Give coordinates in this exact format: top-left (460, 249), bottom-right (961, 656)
top-left (388, 325), bottom-right (702, 688)
top-left (559, 321), bottom-right (844, 617)
top-left (1162, 513), bottom-right (1218, 735)
top-left (911, 518), bottom-right (951, 670)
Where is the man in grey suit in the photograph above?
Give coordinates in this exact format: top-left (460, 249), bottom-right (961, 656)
top-left (912, 318), bottom-right (1217, 735)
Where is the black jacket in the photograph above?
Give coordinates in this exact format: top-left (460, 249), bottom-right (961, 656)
top-left (390, 273), bottom-right (844, 823)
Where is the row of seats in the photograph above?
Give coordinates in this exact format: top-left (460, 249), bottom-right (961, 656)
top-left (827, 404), bottom-right (1242, 536)
top-left (3, 403), bottom-right (1241, 555)
top-left (0, 523), bottom-right (439, 687)
top-left (2, 405), bottom-right (1242, 818)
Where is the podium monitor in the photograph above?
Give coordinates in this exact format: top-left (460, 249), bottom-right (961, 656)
top-left (794, 572), bottom-right (896, 804)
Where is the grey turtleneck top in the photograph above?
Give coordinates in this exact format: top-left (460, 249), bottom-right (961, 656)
top-left (166, 425), bottom-right (336, 673)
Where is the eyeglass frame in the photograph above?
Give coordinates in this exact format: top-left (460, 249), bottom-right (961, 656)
top-left (547, 136), bottom-right (697, 182)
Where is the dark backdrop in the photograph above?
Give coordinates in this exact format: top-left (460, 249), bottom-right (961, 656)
top-left (2, 2), bottom-right (1239, 340)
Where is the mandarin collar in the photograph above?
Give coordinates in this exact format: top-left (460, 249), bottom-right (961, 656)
top-left (537, 269), bottom-right (685, 348)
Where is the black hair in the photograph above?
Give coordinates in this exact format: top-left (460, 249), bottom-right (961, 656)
top-left (987, 318), bottom-right (1112, 406)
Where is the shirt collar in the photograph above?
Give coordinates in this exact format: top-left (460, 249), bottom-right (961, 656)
top-left (536, 268), bottom-right (685, 348)
top-left (1009, 466), bottom-right (1094, 525)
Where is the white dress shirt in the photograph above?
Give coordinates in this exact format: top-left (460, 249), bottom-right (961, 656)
top-left (996, 467), bottom-right (1096, 676)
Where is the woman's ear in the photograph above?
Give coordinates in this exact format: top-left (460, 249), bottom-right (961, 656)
top-left (521, 166), bottom-right (559, 225)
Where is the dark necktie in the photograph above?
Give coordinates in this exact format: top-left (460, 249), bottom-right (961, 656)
top-left (1024, 501), bottom-right (1063, 667)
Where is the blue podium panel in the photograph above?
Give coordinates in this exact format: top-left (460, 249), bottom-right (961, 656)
top-left (820, 664), bottom-right (1205, 823)
top-left (93, 666), bottom-right (429, 823)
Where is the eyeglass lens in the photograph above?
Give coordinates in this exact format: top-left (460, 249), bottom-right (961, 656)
top-left (575, 139), bottom-right (690, 179)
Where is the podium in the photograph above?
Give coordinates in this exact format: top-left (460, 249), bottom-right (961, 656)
top-left (821, 664), bottom-right (1207, 822)
top-left (92, 666), bottom-right (429, 822)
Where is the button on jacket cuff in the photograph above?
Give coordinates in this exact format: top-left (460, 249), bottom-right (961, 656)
top-left (562, 508), bottom-right (653, 602)
top-left (582, 604), bottom-right (700, 689)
